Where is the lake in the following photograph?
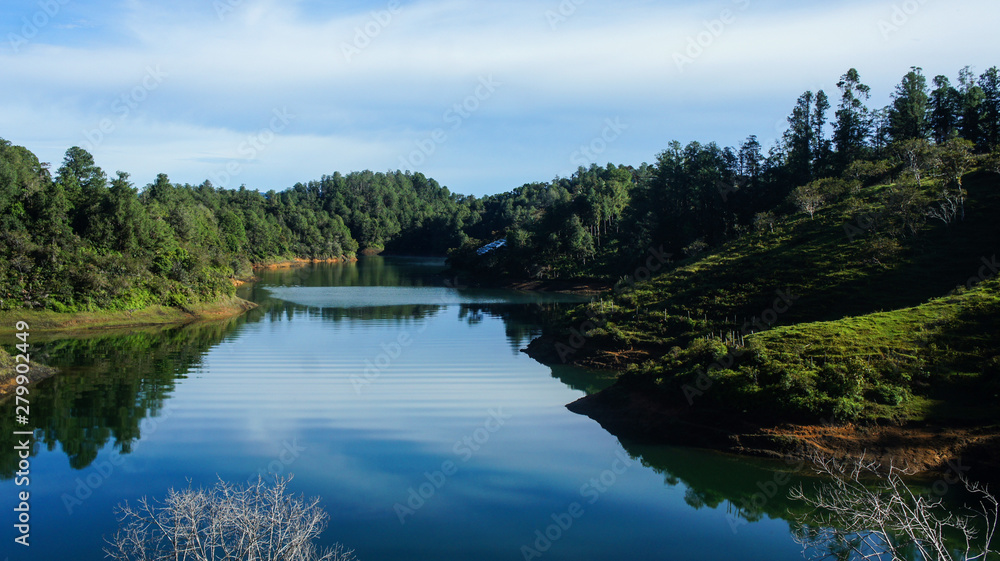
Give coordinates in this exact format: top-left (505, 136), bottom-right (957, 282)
top-left (2, 256), bottom-right (820, 560)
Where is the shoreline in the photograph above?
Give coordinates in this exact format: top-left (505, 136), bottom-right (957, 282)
top-left (0, 295), bottom-right (258, 399)
top-left (251, 256), bottom-right (357, 270)
top-left (566, 379), bottom-right (1000, 479)
top-left (456, 274), bottom-right (612, 295)
top-left (525, 337), bottom-right (1000, 481)
top-left (0, 294), bottom-right (257, 335)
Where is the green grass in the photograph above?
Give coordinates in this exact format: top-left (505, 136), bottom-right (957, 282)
top-left (551, 170), bottom-right (1000, 425)
top-left (0, 295), bottom-right (256, 335)
top-left (0, 347), bottom-right (13, 384)
top-left (684, 279), bottom-right (1000, 424)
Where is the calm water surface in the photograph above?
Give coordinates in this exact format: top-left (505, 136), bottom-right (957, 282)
top-left (2, 257), bottom-right (816, 560)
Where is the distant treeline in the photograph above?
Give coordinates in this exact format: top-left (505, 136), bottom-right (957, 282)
top-left (2, 65), bottom-right (998, 312)
top-left (451, 65), bottom-right (1000, 278)
top-left (0, 148), bottom-right (478, 312)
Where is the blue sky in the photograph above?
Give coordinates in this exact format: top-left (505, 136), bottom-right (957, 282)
top-left (2, 0), bottom-right (998, 197)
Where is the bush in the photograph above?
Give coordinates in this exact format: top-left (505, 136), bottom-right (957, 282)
top-left (845, 159), bottom-right (897, 186)
top-left (869, 383), bottom-right (906, 406)
top-left (166, 291), bottom-right (189, 308)
top-left (817, 363), bottom-right (864, 399)
top-left (811, 177), bottom-right (859, 202)
top-left (830, 396), bottom-right (865, 422)
top-left (45, 298), bottom-right (75, 313)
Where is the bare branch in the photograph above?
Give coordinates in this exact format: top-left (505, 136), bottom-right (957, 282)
top-left (104, 476), bottom-right (356, 561)
top-left (789, 452), bottom-right (999, 561)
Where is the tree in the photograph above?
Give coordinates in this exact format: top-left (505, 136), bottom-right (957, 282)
top-left (57, 146), bottom-right (108, 239)
top-left (790, 182), bottom-right (826, 219)
top-left (143, 173), bottom-right (174, 205)
top-left (218, 209), bottom-right (247, 253)
top-left (893, 138), bottom-right (936, 188)
top-left (978, 66), bottom-right (1000, 151)
top-left (753, 211), bottom-right (776, 233)
top-left (935, 138), bottom-right (975, 190)
top-left (786, 91), bottom-right (818, 183)
top-left (870, 107), bottom-right (893, 158)
top-left (790, 454), bottom-right (998, 561)
top-left (888, 67), bottom-right (930, 142)
top-left (0, 139), bottom-right (50, 230)
top-left (882, 179), bottom-right (928, 238)
top-left (33, 181), bottom-right (74, 244)
top-left (812, 90), bottom-right (832, 175)
top-left (958, 66), bottom-right (985, 149)
top-left (56, 146), bottom-right (105, 190)
top-left (929, 138), bottom-right (975, 222)
top-left (106, 477), bottom-right (356, 561)
top-left (738, 135), bottom-right (763, 180)
top-left (833, 69), bottom-right (872, 170)
top-left (562, 214), bottom-right (595, 265)
top-left (104, 171), bottom-right (151, 255)
top-left (982, 148), bottom-right (1000, 175)
top-left (928, 75), bottom-right (960, 144)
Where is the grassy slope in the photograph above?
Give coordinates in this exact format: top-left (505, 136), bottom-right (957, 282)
top-left (548, 170), bottom-right (1000, 425)
top-left (680, 278), bottom-right (1000, 424)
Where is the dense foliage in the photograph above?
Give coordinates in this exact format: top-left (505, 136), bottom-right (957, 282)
top-left (3, 64), bottom-right (999, 315)
top-left (452, 65), bottom-right (1000, 280)
top-left (541, 162), bottom-right (1000, 425)
top-left (482, 65), bottom-right (1000, 426)
top-left (0, 145), bottom-right (477, 312)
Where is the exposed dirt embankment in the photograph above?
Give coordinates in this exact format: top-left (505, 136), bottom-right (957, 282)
top-left (252, 257), bottom-right (356, 270)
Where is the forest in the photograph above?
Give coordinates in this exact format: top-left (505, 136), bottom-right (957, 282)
top-left (451, 65), bottom-right (1000, 279)
top-left (0, 152), bottom-right (478, 312)
top-left (1, 64), bottom-right (999, 314)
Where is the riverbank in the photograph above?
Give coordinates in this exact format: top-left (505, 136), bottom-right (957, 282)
top-left (519, 171), bottom-right (1000, 480)
top-left (563, 375), bottom-right (1000, 481)
top-left (0, 295), bottom-right (257, 335)
top-left (455, 274), bottom-right (612, 295)
top-left (252, 256), bottom-right (357, 270)
top-left (522, 281), bottom-right (1000, 479)
top-left (234, 257), bottom-right (358, 286)
top-left (0, 346), bottom-right (59, 398)
top-left (0, 295), bottom-right (257, 399)
top-left (524, 330), bottom-right (1000, 481)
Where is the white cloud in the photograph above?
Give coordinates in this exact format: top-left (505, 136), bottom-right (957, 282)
top-left (2, 0), bottom-right (998, 195)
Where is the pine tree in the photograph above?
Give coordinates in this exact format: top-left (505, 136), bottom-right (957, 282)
top-left (978, 66), bottom-right (1000, 151)
top-left (888, 67), bottom-right (930, 142)
top-left (928, 75), bottom-right (960, 144)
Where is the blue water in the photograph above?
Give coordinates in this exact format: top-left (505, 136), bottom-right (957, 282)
top-left (1, 257), bottom-right (812, 560)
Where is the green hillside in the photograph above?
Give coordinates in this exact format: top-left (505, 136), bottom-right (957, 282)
top-left (537, 170), bottom-right (1000, 425)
